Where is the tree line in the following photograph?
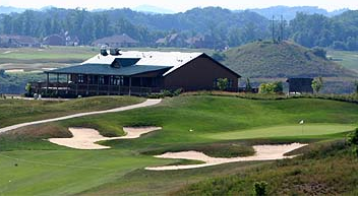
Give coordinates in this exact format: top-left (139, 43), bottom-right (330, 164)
top-left (0, 7), bottom-right (358, 50)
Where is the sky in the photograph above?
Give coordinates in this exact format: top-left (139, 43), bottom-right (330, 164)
top-left (1, 0), bottom-right (357, 12)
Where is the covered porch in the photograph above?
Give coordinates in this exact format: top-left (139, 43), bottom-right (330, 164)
top-left (29, 63), bottom-right (172, 97)
top-left (31, 73), bottom-right (163, 97)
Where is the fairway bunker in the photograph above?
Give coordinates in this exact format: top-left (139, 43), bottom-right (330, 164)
top-left (146, 143), bottom-right (307, 171)
top-left (48, 127), bottom-right (162, 149)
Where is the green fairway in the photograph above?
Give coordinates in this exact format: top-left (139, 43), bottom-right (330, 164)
top-left (0, 150), bottom-right (167, 196)
top-left (0, 95), bottom-right (357, 195)
top-left (208, 124), bottom-right (355, 140)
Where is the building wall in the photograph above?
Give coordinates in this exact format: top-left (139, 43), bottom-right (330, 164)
top-left (163, 55), bottom-right (239, 91)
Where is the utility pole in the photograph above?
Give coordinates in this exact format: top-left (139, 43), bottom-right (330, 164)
top-left (272, 15), bottom-right (275, 42)
top-left (280, 15), bottom-right (284, 42)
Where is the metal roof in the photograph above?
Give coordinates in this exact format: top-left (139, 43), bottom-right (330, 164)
top-left (83, 51), bottom-right (203, 76)
top-left (46, 64), bottom-right (172, 76)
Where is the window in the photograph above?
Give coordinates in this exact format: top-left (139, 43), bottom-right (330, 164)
top-left (228, 79), bottom-right (233, 88)
top-left (99, 76), bottom-right (105, 84)
top-left (78, 75), bottom-right (84, 83)
top-left (213, 79), bottom-right (218, 88)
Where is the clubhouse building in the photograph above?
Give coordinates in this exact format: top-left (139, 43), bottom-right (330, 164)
top-left (30, 49), bottom-right (241, 97)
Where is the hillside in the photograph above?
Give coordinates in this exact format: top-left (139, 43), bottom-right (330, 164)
top-left (247, 6), bottom-right (348, 20)
top-left (223, 41), bottom-right (357, 78)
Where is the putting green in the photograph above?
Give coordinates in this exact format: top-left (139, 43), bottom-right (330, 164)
top-left (208, 124), bottom-right (356, 140)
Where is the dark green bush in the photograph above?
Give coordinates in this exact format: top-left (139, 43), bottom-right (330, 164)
top-left (253, 181), bottom-right (268, 196)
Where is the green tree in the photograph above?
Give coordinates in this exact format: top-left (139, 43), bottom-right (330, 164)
top-left (312, 77), bottom-right (324, 94)
top-left (216, 78), bottom-right (228, 91)
top-left (354, 81), bottom-right (358, 94)
top-left (245, 78), bottom-right (252, 93)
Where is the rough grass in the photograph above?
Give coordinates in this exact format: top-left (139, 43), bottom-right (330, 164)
top-left (223, 41), bottom-right (357, 78)
top-left (0, 96), bottom-right (145, 128)
top-left (173, 140), bottom-right (358, 196)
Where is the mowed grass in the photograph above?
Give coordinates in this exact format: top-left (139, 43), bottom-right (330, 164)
top-left (0, 150), bottom-right (166, 196)
top-left (0, 96), bottom-right (145, 128)
top-left (208, 124), bottom-right (355, 140)
top-left (327, 50), bottom-right (358, 72)
top-left (0, 95), bottom-right (357, 195)
top-left (0, 47), bottom-right (97, 63)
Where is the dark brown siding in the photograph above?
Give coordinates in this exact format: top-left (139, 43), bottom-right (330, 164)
top-left (163, 55), bottom-right (239, 91)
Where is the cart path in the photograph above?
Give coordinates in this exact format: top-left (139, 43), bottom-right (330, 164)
top-left (0, 99), bottom-right (162, 134)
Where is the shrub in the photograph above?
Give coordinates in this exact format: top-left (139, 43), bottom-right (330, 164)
top-left (217, 78), bottom-right (229, 91)
top-left (25, 83), bottom-right (33, 97)
top-left (354, 81), bottom-right (358, 94)
top-left (347, 128), bottom-right (358, 157)
top-left (253, 181), bottom-right (268, 196)
top-left (259, 81), bottom-right (283, 94)
top-left (311, 47), bottom-right (327, 59)
top-left (312, 77), bottom-right (324, 94)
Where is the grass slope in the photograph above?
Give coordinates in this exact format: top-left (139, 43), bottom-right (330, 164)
top-left (327, 50), bottom-right (358, 73)
top-left (174, 140), bottom-right (358, 196)
top-left (0, 95), bottom-right (357, 195)
top-left (0, 96), bottom-right (145, 128)
top-left (223, 41), bottom-right (357, 78)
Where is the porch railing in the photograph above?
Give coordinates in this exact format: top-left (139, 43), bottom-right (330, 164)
top-left (30, 82), bottom-right (162, 97)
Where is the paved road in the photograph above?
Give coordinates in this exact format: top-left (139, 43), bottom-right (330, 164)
top-left (0, 99), bottom-right (162, 134)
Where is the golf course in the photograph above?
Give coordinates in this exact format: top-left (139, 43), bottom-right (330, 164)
top-left (0, 94), bottom-right (357, 195)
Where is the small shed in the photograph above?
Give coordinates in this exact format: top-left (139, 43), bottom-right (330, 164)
top-left (286, 78), bottom-right (314, 94)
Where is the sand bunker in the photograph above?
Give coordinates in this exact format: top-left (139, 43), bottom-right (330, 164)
top-left (48, 127), bottom-right (162, 150)
top-left (146, 143), bottom-right (307, 171)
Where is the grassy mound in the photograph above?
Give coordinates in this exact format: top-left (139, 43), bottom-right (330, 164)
top-left (223, 41), bottom-right (357, 78)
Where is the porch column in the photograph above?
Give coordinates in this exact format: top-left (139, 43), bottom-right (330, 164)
top-left (46, 73), bottom-right (49, 95)
top-left (56, 73), bottom-right (59, 96)
top-left (66, 74), bottom-right (69, 94)
top-left (107, 76), bottom-right (111, 95)
top-left (86, 75), bottom-right (90, 95)
top-left (129, 77), bottom-right (132, 96)
top-left (118, 76), bottom-right (121, 95)
top-left (97, 76), bottom-right (100, 95)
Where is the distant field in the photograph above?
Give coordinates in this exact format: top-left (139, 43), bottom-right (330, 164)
top-left (327, 50), bottom-right (358, 72)
top-left (0, 47), bottom-right (97, 62)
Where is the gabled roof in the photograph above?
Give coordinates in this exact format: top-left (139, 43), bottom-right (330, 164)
top-left (47, 50), bottom-right (240, 78)
top-left (92, 34), bottom-right (139, 46)
top-left (46, 64), bottom-right (171, 76)
top-left (83, 51), bottom-right (203, 76)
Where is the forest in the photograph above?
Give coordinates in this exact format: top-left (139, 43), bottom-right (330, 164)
top-left (0, 7), bottom-right (358, 50)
